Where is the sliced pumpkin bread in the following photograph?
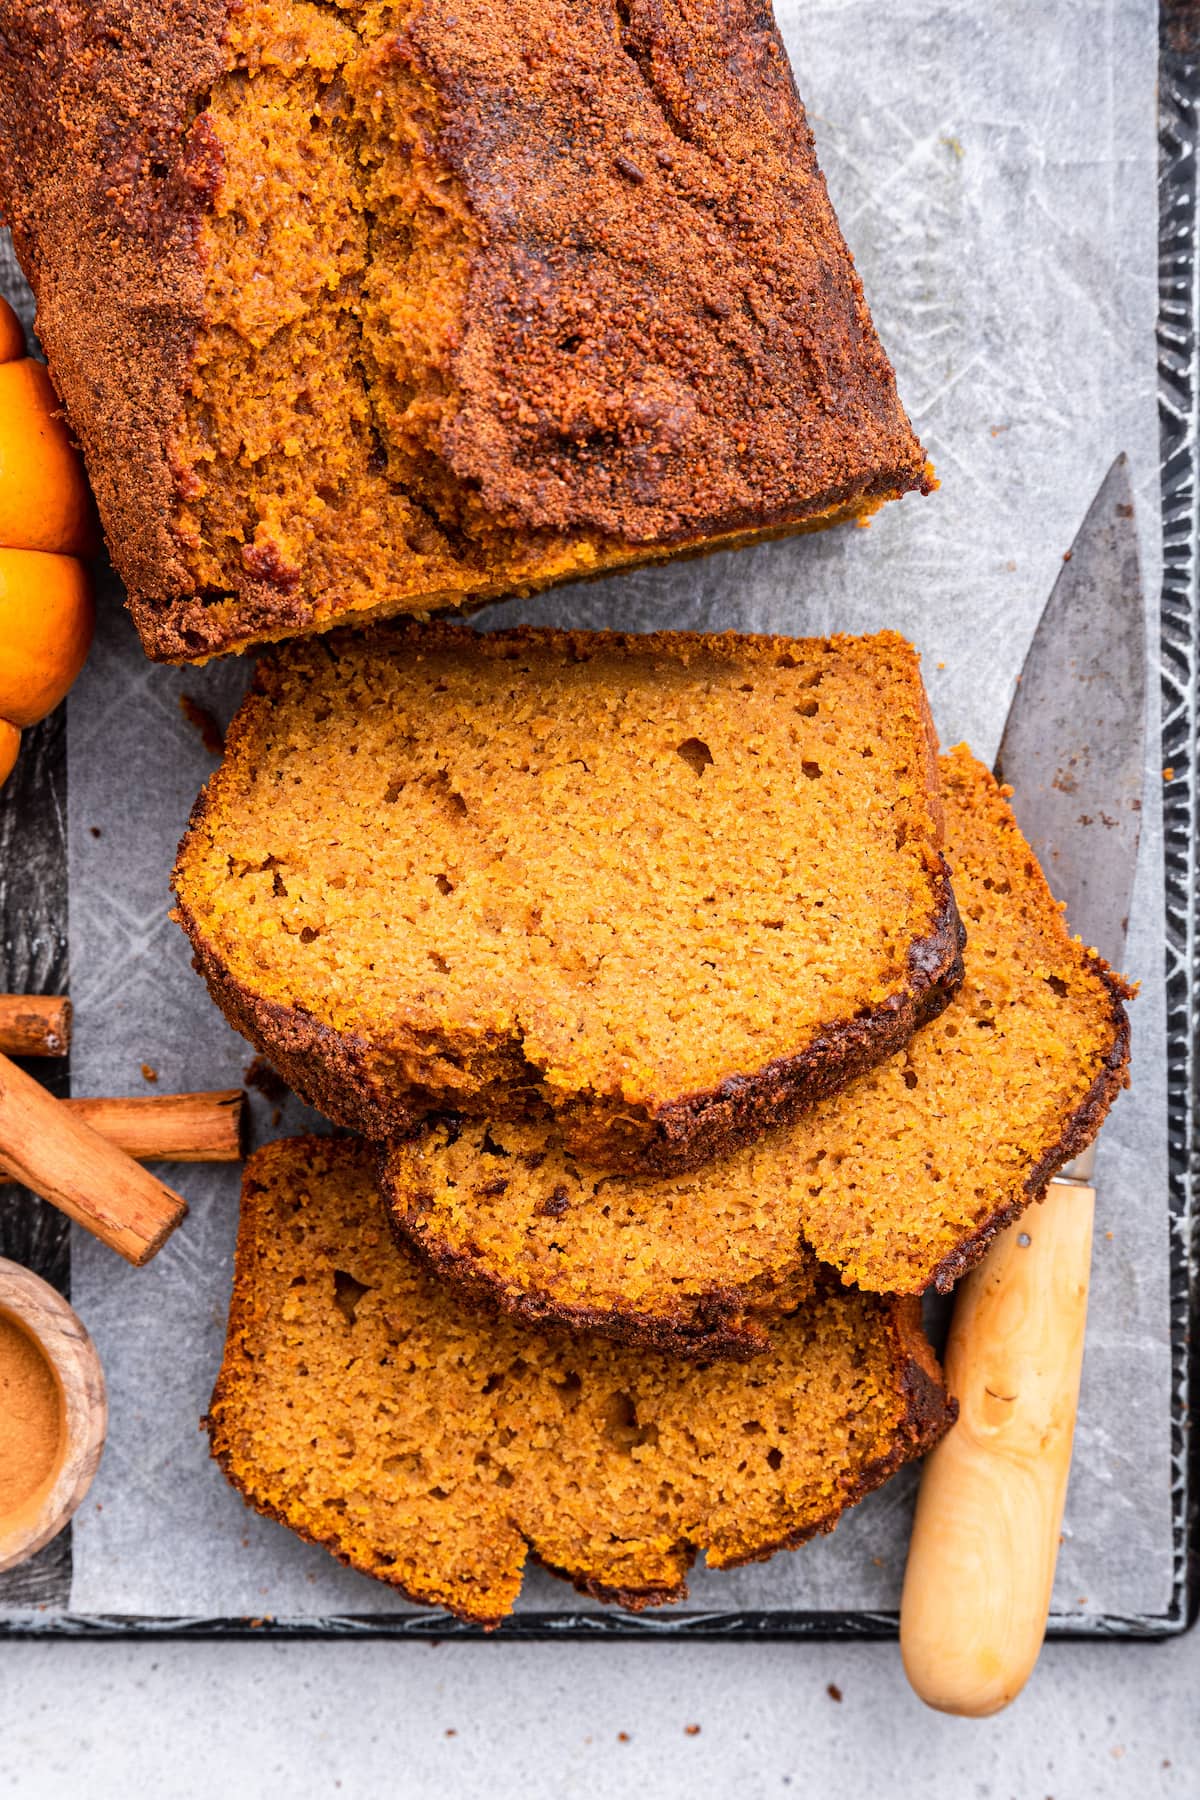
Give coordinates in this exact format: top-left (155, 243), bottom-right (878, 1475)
top-left (207, 1136), bottom-right (953, 1627)
top-left (380, 748), bottom-right (1132, 1357)
top-left (174, 624), bottom-right (963, 1176)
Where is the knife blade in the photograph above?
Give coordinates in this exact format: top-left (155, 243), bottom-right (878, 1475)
top-left (995, 452), bottom-right (1145, 970)
top-left (901, 457), bottom-right (1146, 1716)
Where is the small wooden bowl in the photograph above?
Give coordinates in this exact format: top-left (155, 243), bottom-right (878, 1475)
top-left (0, 1258), bottom-right (106, 1573)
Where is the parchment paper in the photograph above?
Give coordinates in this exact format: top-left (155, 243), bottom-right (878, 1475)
top-left (3, 0), bottom-right (1173, 1622)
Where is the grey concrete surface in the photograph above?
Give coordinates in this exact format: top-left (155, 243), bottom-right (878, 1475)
top-left (0, 3), bottom-right (1189, 1791)
top-left (0, 1629), bottom-right (1196, 1797)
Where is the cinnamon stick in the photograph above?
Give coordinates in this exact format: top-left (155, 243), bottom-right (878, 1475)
top-left (0, 1089), bottom-right (245, 1183)
top-left (0, 1051), bottom-right (187, 1265)
top-left (0, 995), bottom-right (72, 1058)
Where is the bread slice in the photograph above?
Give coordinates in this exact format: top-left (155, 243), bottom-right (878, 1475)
top-left (380, 748), bottom-right (1132, 1356)
top-left (207, 1136), bottom-right (953, 1627)
top-left (0, 1), bottom-right (931, 663)
top-left (174, 623), bottom-right (964, 1176)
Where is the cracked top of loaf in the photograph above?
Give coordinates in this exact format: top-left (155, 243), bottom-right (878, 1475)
top-left (0, 1), bottom-right (930, 660)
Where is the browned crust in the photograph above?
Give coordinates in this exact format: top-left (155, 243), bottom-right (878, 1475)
top-left (378, 1141), bottom-right (776, 1362)
top-left (135, 496), bottom-right (905, 666)
top-left (173, 902), bottom-right (395, 1132)
top-left (380, 959), bottom-right (1129, 1354)
top-left (177, 859), bottom-right (962, 1180)
top-left (526, 1554), bottom-right (692, 1615)
top-left (173, 623), bottom-right (964, 1175)
top-left (543, 1303), bottom-right (955, 1617)
top-left (557, 857), bottom-right (963, 1175)
top-left (925, 951), bottom-right (1134, 1292)
top-left (378, 928), bottom-right (1131, 1360)
top-left (406, 0), bottom-right (930, 545)
top-left (0, 0), bottom-right (345, 660)
top-left (0, 2), bottom-right (233, 616)
top-left (207, 1139), bottom-right (953, 1627)
top-left (0, 2), bottom-right (930, 664)
top-left (666, 1297), bottom-right (956, 1589)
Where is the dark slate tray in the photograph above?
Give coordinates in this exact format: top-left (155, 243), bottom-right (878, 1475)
top-left (0, 3), bottom-right (1195, 1638)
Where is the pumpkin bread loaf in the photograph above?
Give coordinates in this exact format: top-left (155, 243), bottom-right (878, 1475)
top-left (207, 1136), bottom-right (954, 1627)
top-left (379, 749), bottom-right (1132, 1357)
top-left (173, 624), bottom-right (964, 1176)
top-left (0, 0), bottom-right (931, 663)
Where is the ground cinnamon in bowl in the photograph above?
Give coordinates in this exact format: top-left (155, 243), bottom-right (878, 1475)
top-left (0, 1307), bottom-right (64, 1528)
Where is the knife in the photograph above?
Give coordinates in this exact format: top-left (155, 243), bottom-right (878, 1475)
top-left (898, 455), bottom-right (1146, 1716)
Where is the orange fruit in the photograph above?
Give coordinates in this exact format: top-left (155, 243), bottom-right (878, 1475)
top-left (0, 296), bottom-right (25, 365)
top-left (0, 359), bottom-right (98, 556)
top-left (0, 547), bottom-right (94, 728)
top-left (0, 717), bottom-right (19, 787)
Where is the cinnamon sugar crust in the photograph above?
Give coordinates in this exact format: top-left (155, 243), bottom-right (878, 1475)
top-left (0, 1), bottom-right (931, 662)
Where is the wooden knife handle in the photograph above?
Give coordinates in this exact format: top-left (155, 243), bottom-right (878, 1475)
top-left (0, 1049), bottom-right (188, 1265)
top-left (900, 1180), bottom-right (1094, 1716)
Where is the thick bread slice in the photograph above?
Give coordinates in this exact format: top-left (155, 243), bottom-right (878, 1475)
top-left (173, 623), bottom-right (963, 1176)
top-left (207, 1137), bottom-right (953, 1628)
top-left (380, 748), bottom-right (1132, 1356)
top-left (0, 1), bottom-right (930, 663)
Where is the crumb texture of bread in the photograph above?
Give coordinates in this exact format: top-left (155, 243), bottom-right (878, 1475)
top-left (207, 1136), bottom-right (953, 1627)
top-left (380, 747), bottom-right (1132, 1351)
top-left (0, 0), bottom-right (930, 661)
top-left (173, 625), bottom-right (963, 1174)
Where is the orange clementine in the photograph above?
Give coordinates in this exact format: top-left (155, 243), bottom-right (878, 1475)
top-left (0, 547), bottom-right (94, 728)
top-left (0, 296), bottom-right (24, 365)
top-left (0, 359), bottom-right (98, 556)
top-left (0, 718), bottom-right (19, 787)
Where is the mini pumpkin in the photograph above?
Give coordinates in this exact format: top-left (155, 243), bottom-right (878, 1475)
top-left (0, 294), bottom-right (96, 786)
